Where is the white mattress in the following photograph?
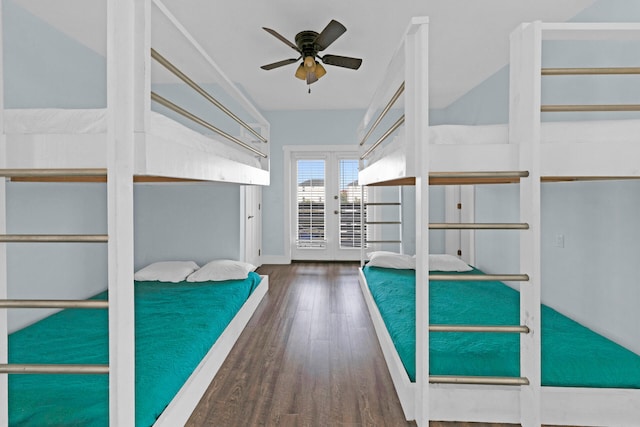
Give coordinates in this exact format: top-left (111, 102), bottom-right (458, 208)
top-left (148, 111), bottom-right (262, 167)
top-left (3, 108), bottom-right (262, 168)
top-left (431, 119), bottom-right (640, 145)
top-left (4, 108), bottom-right (107, 134)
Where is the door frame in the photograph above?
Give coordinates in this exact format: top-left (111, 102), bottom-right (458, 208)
top-left (284, 145), bottom-right (362, 261)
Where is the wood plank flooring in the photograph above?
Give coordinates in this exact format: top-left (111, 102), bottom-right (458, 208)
top-left (185, 262), bottom-right (523, 427)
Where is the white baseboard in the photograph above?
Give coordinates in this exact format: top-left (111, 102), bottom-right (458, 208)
top-left (260, 255), bottom-right (290, 265)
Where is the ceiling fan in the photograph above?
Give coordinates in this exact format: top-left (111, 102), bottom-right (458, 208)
top-left (260, 19), bottom-right (363, 86)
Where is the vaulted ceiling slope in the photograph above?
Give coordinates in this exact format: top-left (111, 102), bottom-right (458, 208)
top-left (13, 0), bottom-right (597, 110)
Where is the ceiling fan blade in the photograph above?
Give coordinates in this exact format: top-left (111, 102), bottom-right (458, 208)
top-left (314, 19), bottom-right (346, 51)
top-left (262, 27), bottom-right (300, 52)
top-left (321, 54), bottom-right (362, 70)
top-left (260, 58), bottom-right (299, 70)
top-left (306, 72), bottom-right (318, 85)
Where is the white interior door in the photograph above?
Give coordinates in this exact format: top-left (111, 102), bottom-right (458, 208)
top-left (242, 185), bottom-right (262, 267)
top-left (290, 150), bottom-right (365, 261)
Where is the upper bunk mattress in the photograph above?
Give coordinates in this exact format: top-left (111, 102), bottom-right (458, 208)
top-left (3, 108), bottom-right (262, 170)
top-left (429, 119), bottom-right (640, 146)
top-left (362, 118), bottom-right (640, 180)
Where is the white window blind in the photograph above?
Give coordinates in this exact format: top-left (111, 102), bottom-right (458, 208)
top-left (339, 159), bottom-right (366, 249)
top-left (296, 160), bottom-right (325, 248)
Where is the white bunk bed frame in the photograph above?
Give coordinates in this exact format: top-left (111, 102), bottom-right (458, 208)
top-left (0, 0), bottom-right (270, 425)
top-left (358, 18), bottom-right (640, 427)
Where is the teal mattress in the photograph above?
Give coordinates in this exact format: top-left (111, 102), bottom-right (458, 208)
top-left (363, 266), bottom-right (640, 387)
top-left (8, 272), bottom-right (262, 426)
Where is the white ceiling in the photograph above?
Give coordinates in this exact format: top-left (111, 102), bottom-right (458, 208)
top-left (14, 0), bottom-right (597, 111)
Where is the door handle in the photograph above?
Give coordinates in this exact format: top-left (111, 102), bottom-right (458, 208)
top-left (334, 210), bottom-right (339, 215)
top-left (248, 215), bottom-right (254, 219)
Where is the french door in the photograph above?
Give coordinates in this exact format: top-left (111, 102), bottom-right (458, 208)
top-left (290, 149), bottom-right (366, 261)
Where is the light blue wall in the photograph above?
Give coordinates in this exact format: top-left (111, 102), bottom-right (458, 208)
top-left (133, 183), bottom-right (241, 270)
top-left (3, 0), bottom-right (106, 108)
top-left (5, 182), bottom-right (241, 331)
top-left (445, 0), bottom-right (640, 353)
top-left (401, 186), bottom-right (445, 256)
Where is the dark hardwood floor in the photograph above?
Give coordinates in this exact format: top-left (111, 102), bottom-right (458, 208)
top-left (186, 262), bottom-right (523, 427)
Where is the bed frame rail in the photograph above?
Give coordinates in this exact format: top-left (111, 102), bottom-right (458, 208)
top-left (150, 48), bottom-right (267, 145)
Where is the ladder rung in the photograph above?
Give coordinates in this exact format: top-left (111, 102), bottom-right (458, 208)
top-left (0, 300), bottom-right (108, 309)
top-left (429, 171), bottom-right (529, 180)
top-left (0, 234), bottom-right (108, 243)
top-left (429, 274), bottom-right (529, 282)
top-left (429, 324), bottom-right (529, 333)
top-left (366, 240), bottom-right (402, 244)
top-left (430, 375), bottom-right (529, 386)
top-left (542, 104), bottom-right (640, 112)
top-left (429, 223), bottom-right (529, 230)
top-left (366, 221), bottom-right (402, 225)
top-left (364, 202), bottom-right (401, 206)
top-left (542, 66), bottom-right (640, 75)
top-left (0, 168), bottom-right (107, 178)
top-left (0, 364), bottom-right (109, 374)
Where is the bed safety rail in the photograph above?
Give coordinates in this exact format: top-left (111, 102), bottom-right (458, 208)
top-left (151, 48), bottom-right (267, 145)
top-left (541, 65), bottom-right (640, 112)
top-left (360, 115), bottom-right (405, 160)
top-left (359, 82), bottom-right (405, 147)
top-left (150, 0), bottom-right (270, 167)
top-left (359, 82), bottom-right (405, 151)
top-left (357, 27), bottom-right (407, 164)
top-left (150, 92), bottom-right (267, 158)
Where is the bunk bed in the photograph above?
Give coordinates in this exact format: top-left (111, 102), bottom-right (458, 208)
top-left (1, 0), bottom-right (270, 425)
top-left (357, 18), bottom-right (640, 427)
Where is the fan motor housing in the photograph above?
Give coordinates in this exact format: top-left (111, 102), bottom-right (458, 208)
top-left (295, 31), bottom-right (320, 58)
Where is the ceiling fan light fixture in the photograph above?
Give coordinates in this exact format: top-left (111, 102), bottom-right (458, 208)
top-left (261, 20), bottom-right (362, 88)
top-left (314, 61), bottom-right (326, 79)
top-left (295, 63), bottom-right (306, 80)
top-left (303, 56), bottom-right (316, 71)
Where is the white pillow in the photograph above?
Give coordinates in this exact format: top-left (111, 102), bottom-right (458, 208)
top-left (186, 259), bottom-right (257, 282)
top-left (134, 261), bottom-right (200, 283)
top-left (428, 254), bottom-right (472, 272)
top-left (366, 251), bottom-right (415, 270)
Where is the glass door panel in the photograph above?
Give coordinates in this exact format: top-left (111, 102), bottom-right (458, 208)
top-left (296, 159), bottom-right (326, 250)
